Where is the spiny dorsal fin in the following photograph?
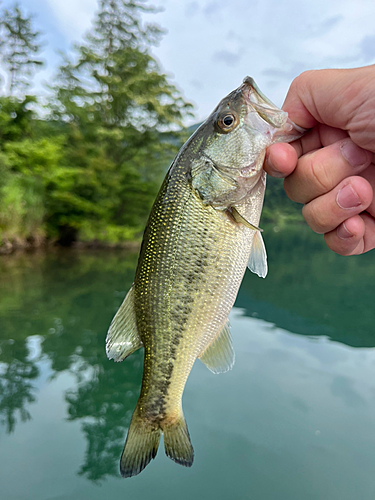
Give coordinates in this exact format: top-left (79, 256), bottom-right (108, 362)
top-left (106, 285), bottom-right (143, 362)
top-left (248, 231), bottom-right (268, 278)
top-left (198, 321), bottom-right (235, 374)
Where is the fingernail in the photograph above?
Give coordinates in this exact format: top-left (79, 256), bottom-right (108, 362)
top-left (336, 183), bottom-right (361, 209)
top-left (340, 140), bottom-right (370, 168)
top-left (337, 222), bottom-right (353, 240)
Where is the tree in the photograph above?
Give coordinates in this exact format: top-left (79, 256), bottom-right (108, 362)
top-left (49, 0), bottom-right (192, 243)
top-left (0, 3), bottom-right (44, 95)
top-left (53, 0), bottom-right (189, 131)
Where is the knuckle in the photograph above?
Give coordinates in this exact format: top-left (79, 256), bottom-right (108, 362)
top-left (326, 243), bottom-right (350, 256)
top-left (305, 154), bottom-right (331, 194)
top-left (302, 202), bottom-right (327, 234)
top-left (283, 151), bottom-right (334, 205)
top-left (334, 241), bottom-right (363, 256)
top-left (283, 177), bottom-right (300, 202)
top-left (291, 70), bottom-right (315, 91)
top-left (325, 239), bottom-right (354, 256)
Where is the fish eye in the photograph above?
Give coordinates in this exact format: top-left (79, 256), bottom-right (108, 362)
top-left (217, 112), bottom-right (238, 132)
top-left (223, 115), bottom-right (234, 126)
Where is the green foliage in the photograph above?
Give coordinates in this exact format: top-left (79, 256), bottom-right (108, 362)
top-left (0, 0), bottom-right (303, 250)
top-left (0, 1), bottom-right (193, 248)
top-left (0, 173), bottom-right (44, 240)
top-left (0, 96), bottom-right (50, 243)
top-left (44, 0), bottom-right (193, 244)
top-left (51, 0), bottom-right (190, 130)
top-left (0, 95), bottom-right (36, 140)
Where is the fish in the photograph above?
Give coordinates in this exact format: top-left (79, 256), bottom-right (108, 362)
top-left (106, 77), bottom-right (306, 478)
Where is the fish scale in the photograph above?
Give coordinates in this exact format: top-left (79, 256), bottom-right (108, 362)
top-left (134, 165), bottom-right (253, 421)
top-left (105, 76), bottom-right (306, 477)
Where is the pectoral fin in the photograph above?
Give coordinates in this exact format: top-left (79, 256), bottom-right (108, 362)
top-left (106, 285), bottom-right (143, 362)
top-left (230, 206), bottom-right (263, 232)
top-left (248, 231), bottom-right (268, 278)
top-left (198, 321), bottom-right (235, 374)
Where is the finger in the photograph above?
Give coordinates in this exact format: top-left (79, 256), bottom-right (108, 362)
top-left (264, 143), bottom-right (297, 178)
top-left (265, 126), bottom-right (350, 178)
top-left (291, 124), bottom-right (350, 158)
top-left (282, 67), bottom-right (375, 153)
top-left (284, 139), bottom-right (373, 204)
top-left (362, 212), bottom-right (375, 253)
top-left (302, 176), bottom-right (373, 234)
top-left (360, 163), bottom-right (375, 217)
top-left (324, 216), bottom-right (365, 255)
top-left (324, 213), bottom-right (375, 255)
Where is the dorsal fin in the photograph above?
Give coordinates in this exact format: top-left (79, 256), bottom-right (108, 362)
top-left (198, 321), bottom-right (235, 374)
top-left (106, 286), bottom-right (143, 362)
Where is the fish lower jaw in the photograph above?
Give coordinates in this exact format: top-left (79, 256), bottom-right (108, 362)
top-left (240, 163), bottom-right (259, 177)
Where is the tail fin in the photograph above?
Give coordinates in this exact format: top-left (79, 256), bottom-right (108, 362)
top-left (163, 413), bottom-right (194, 467)
top-left (120, 406), bottom-right (194, 477)
top-left (120, 407), bottom-right (162, 478)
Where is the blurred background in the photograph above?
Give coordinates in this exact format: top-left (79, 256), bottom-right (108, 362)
top-left (0, 0), bottom-right (374, 250)
top-left (1, 2), bottom-right (375, 500)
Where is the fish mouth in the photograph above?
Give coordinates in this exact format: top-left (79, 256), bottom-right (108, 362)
top-left (241, 76), bottom-right (289, 128)
top-left (241, 76), bottom-right (307, 138)
top-left (242, 76), bottom-right (279, 109)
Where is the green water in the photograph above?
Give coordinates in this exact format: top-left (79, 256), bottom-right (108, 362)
top-left (1, 227), bottom-right (375, 500)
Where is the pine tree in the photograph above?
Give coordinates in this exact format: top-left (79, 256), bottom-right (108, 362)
top-left (0, 3), bottom-right (44, 95)
top-left (49, 0), bottom-right (193, 243)
top-left (53, 0), bottom-right (190, 132)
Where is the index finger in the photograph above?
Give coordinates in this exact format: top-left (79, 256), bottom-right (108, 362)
top-left (265, 125), bottom-right (350, 178)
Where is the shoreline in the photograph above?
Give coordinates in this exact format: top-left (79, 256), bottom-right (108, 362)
top-left (0, 221), bottom-right (311, 256)
top-left (0, 237), bottom-right (142, 255)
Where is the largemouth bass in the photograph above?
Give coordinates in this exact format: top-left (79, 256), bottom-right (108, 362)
top-left (106, 77), bottom-right (305, 477)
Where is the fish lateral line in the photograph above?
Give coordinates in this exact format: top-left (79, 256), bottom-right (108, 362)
top-left (227, 206), bottom-right (263, 232)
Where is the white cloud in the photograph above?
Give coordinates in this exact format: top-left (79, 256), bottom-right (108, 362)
top-left (148, 0), bottom-right (375, 123)
top-left (44, 0), bottom-right (96, 41)
top-left (1, 0), bottom-right (375, 124)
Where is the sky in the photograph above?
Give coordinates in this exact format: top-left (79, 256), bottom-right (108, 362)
top-left (2, 0), bottom-right (375, 124)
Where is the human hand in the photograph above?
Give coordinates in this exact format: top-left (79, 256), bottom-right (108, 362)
top-left (265, 66), bottom-right (375, 255)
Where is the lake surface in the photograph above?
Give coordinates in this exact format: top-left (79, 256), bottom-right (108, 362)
top-left (1, 227), bottom-right (375, 500)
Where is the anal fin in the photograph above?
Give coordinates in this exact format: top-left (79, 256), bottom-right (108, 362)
top-left (106, 285), bottom-right (143, 362)
top-left (198, 321), bottom-right (235, 374)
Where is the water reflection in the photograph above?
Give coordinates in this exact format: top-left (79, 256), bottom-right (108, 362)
top-left (0, 249), bottom-right (140, 481)
top-left (237, 227), bottom-right (375, 347)
top-left (65, 350), bottom-right (143, 481)
top-left (0, 228), bottom-right (374, 491)
top-left (0, 347), bottom-right (38, 433)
